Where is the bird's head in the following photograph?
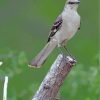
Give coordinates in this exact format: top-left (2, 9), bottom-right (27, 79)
top-left (64, 0), bottom-right (80, 10)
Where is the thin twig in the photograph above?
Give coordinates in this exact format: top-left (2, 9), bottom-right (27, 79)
top-left (3, 76), bottom-right (8, 100)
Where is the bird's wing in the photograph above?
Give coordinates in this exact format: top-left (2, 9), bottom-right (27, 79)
top-left (47, 15), bottom-right (63, 42)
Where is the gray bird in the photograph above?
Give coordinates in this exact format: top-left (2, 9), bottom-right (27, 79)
top-left (30, 0), bottom-right (81, 68)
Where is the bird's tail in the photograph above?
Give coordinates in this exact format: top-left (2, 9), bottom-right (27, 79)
top-left (29, 40), bottom-right (57, 68)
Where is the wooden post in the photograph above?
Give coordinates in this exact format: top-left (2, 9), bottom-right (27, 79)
top-left (32, 54), bottom-right (76, 100)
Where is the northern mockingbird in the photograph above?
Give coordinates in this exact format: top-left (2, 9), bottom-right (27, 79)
top-left (30, 0), bottom-right (81, 68)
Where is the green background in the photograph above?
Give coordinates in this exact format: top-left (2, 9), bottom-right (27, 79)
top-left (0, 0), bottom-right (99, 100)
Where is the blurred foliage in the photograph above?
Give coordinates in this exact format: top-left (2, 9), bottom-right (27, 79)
top-left (0, 0), bottom-right (99, 100)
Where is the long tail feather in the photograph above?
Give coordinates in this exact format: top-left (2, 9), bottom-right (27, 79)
top-left (30, 40), bottom-right (57, 68)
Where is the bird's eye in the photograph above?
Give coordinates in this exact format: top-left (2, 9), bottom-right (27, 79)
top-left (68, 1), bottom-right (80, 4)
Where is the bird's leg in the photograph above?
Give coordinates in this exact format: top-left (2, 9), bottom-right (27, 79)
top-left (57, 46), bottom-right (67, 63)
top-left (57, 44), bottom-right (66, 59)
top-left (58, 46), bottom-right (63, 54)
top-left (63, 46), bottom-right (75, 59)
top-left (57, 43), bottom-right (62, 54)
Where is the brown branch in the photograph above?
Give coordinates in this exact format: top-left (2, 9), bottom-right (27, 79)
top-left (32, 54), bottom-right (77, 100)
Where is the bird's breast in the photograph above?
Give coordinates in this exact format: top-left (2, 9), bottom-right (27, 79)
top-left (54, 10), bottom-right (80, 44)
top-left (61, 10), bottom-right (80, 40)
